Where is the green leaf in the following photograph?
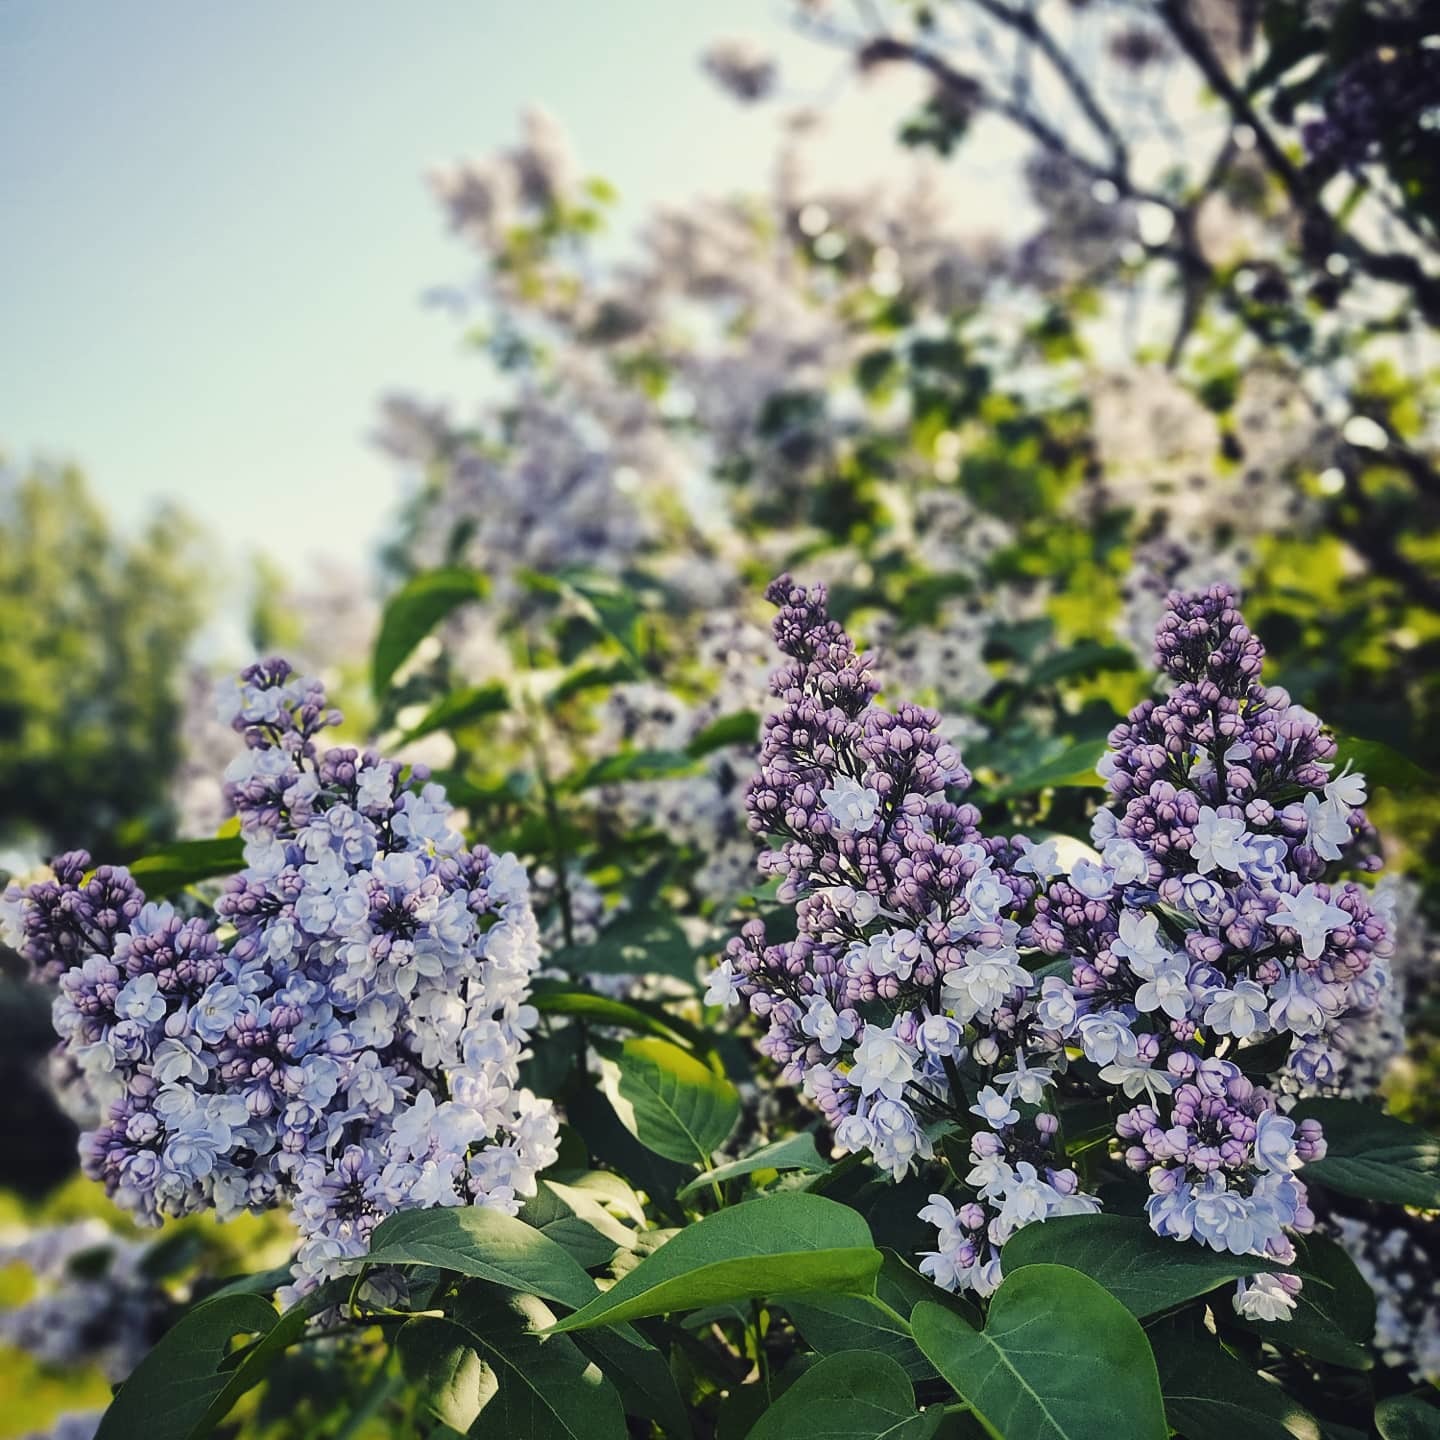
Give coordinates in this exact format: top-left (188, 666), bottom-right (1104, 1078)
top-left (519, 1177), bottom-right (636, 1269)
top-left (991, 739), bottom-right (1107, 799)
top-left (746, 1351), bottom-right (939, 1440)
top-left (546, 1193), bottom-right (882, 1334)
top-left (1149, 1316), bottom-right (1320, 1440)
top-left (1233, 1233), bottom-right (1375, 1371)
top-left (371, 568), bottom-right (490, 694)
top-left (125, 837), bottom-right (244, 898)
top-left (911, 1264), bottom-right (1168, 1440)
top-left (685, 710), bottom-right (760, 757)
top-left (398, 1289), bottom-right (627, 1440)
top-left (395, 682), bottom-right (508, 746)
top-left (783, 1251), bottom-right (961, 1384)
top-left (1290, 1098), bottom-right (1440, 1207)
top-left (96, 1289), bottom-right (316, 1440)
top-left (572, 1325), bottom-right (693, 1440)
top-left (364, 1206), bottom-right (599, 1312)
top-left (596, 1036), bottom-right (739, 1166)
top-left (566, 749), bottom-right (701, 792)
top-left (1000, 1213), bottom-right (1290, 1318)
top-left (397, 1317), bottom-right (499, 1433)
top-left (1332, 736), bottom-right (1438, 794)
top-left (1025, 642), bottom-right (1135, 690)
top-left (551, 909), bottom-right (697, 982)
top-left (1377, 1396), bottom-right (1440, 1440)
top-left (531, 986), bottom-right (698, 1047)
top-left (677, 1132), bottom-right (830, 1201)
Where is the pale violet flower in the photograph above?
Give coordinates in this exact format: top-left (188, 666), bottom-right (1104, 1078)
top-left (970, 1085), bottom-right (1020, 1128)
top-left (1190, 807), bottom-right (1256, 875)
top-left (1203, 981), bottom-right (1270, 1039)
top-left (800, 995), bottom-right (858, 1054)
top-left (703, 960), bottom-right (740, 1007)
top-left (1014, 838), bottom-right (1064, 880)
top-left (1233, 1273), bottom-right (1298, 1322)
top-left (1133, 953), bottom-right (1193, 1020)
top-left (1264, 885), bottom-right (1352, 960)
top-left (1302, 792), bottom-right (1352, 862)
top-left (1323, 765), bottom-right (1367, 811)
top-left (848, 1022), bottom-right (918, 1101)
top-left (1101, 838), bottom-right (1149, 887)
top-left (1070, 858), bottom-right (1114, 899)
top-left (820, 775), bottom-right (880, 834)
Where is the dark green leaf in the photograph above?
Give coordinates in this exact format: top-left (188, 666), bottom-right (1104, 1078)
top-left (1025, 642), bottom-right (1135, 690)
top-left (125, 837), bottom-right (244, 898)
top-left (96, 1288), bottom-right (322, 1440)
top-left (551, 909), bottom-right (698, 983)
top-left (677, 1132), bottom-right (829, 1201)
top-left (1291, 1099), bottom-right (1440, 1208)
top-left (531, 986), bottom-right (698, 1047)
top-left (746, 1351), bottom-right (939, 1440)
top-left (1377, 1396), bottom-right (1440, 1440)
top-left (372, 568), bottom-right (490, 694)
top-left (399, 1289), bottom-right (627, 1440)
top-left (572, 1325), bottom-right (693, 1440)
top-left (1000, 1213), bottom-right (1290, 1318)
top-left (782, 1252), bottom-right (958, 1384)
top-left (364, 1206), bottom-right (599, 1312)
top-left (685, 710), bottom-right (760, 757)
top-left (1331, 736), bottom-right (1438, 794)
top-left (596, 1036), bottom-right (739, 1166)
top-left (1149, 1315), bottom-right (1319, 1440)
top-left (547, 1193), bottom-right (882, 1334)
top-left (519, 1177), bottom-right (637, 1269)
top-left (991, 739), bottom-right (1107, 799)
top-left (396, 682), bottom-right (508, 745)
top-left (566, 749), bottom-right (701, 791)
top-left (911, 1264), bottom-right (1168, 1440)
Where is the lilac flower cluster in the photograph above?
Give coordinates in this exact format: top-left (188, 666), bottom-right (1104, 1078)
top-left (2, 660), bottom-right (558, 1301)
top-left (709, 576), bottom-right (1096, 1293)
top-left (0, 1220), bottom-right (165, 1381)
top-left (716, 577), bottom-right (1394, 1313)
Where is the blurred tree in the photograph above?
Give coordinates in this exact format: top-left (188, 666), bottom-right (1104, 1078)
top-left (0, 460), bottom-right (207, 862)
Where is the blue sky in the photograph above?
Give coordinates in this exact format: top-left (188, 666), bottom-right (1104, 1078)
top-left (0, 2), bottom-right (995, 585)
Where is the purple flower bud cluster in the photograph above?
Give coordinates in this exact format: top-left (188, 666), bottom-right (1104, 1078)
top-left (0, 1220), bottom-right (166, 1381)
top-left (3, 660), bottom-right (559, 1302)
top-left (1037, 584), bottom-right (1393, 1317)
top-left (719, 577), bottom-right (1395, 1312)
top-left (709, 575), bottom-right (1088, 1274)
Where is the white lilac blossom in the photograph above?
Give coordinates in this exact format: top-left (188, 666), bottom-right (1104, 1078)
top-left (5, 659), bottom-right (559, 1301)
top-left (714, 576), bottom-right (1092, 1283)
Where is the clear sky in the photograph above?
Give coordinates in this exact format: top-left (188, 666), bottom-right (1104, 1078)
top-left (0, 2), bottom-right (1008, 586)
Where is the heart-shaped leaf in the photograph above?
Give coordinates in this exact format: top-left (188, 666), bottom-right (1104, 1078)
top-left (596, 1036), bottom-right (739, 1166)
top-left (911, 1263), bottom-right (1168, 1440)
top-left (1000, 1213), bottom-right (1290, 1317)
top-left (372, 567), bottom-right (489, 694)
top-left (398, 1289), bottom-right (627, 1439)
top-left (746, 1351), bottom-right (940, 1440)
